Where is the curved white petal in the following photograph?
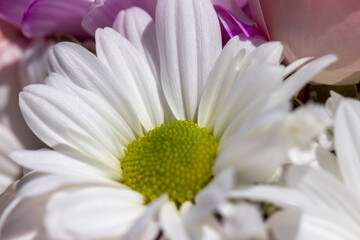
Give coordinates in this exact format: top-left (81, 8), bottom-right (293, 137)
top-left (0, 184), bottom-right (47, 240)
top-left (11, 150), bottom-right (121, 181)
top-left (325, 91), bottom-right (344, 118)
top-left (245, 41), bottom-right (283, 66)
top-left (186, 169), bottom-right (234, 222)
top-left (112, 8), bottom-right (176, 123)
top-left (215, 123), bottom-right (288, 183)
top-left (219, 203), bottom-right (267, 240)
top-left (219, 100), bottom-right (289, 149)
top-left (285, 166), bottom-right (360, 223)
top-left (44, 187), bottom-right (145, 239)
top-left (156, 0), bottom-right (221, 120)
top-left (45, 72), bottom-right (136, 147)
top-left (124, 195), bottom-right (168, 240)
top-left (20, 84), bottom-right (122, 170)
top-left (334, 99), bottom-right (360, 193)
top-left (213, 64), bottom-right (284, 138)
top-left (95, 28), bottom-right (164, 132)
top-left (113, 7), bottom-right (160, 80)
top-left (315, 145), bottom-right (342, 180)
top-left (48, 41), bottom-right (143, 137)
top-left (159, 201), bottom-right (190, 240)
top-left (267, 55), bottom-right (338, 109)
top-left (15, 171), bottom-right (119, 200)
top-left (283, 57), bottom-right (313, 78)
top-left (229, 185), bottom-right (313, 209)
top-left (198, 37), bottom-right (244, 131)
top-left (268, 209), bottom-right (360, 240)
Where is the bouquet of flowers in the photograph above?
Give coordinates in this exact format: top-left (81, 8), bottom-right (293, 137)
top-left (0, 0), bottom-right (359, 239)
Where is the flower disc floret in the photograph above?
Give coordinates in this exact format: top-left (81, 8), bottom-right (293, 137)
top-left (120, 120), bottom-right (218, 205)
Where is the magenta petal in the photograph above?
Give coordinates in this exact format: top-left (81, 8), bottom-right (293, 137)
top-left (214, 5), bottom-right (266, 44)
top-left (21, 0), bottom-right (92, 38)
top-left (0, 0), bottom-right (31, 28)
top-left (82, 0), bottom-right (157, 36)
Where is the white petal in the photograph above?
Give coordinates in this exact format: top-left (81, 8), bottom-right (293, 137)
top-left (219, 203), bottom-right (267, 240)
top-left (213, 64), bottom-right (284, 138)
top-left (267, 55), bottom-right (337, 109)
top-left (334, 99), bottom-right (360, 193)
top-left (96, 28), bottom-right (164, 132)
top-left (45, 72), bottom-right (136, 147)
top-left (268, 209), bottom-right (360, 240)
top-left (112, 8), bottom-right (175, 123)
top-left (0, 190), bottom-right (46, 239)
top-left (215, 123), bottom-right (288, 183)
top-left (113, 7), bottom-right (160, 80)
top-left (229, 185), bottom-right (313, 209)
top-left (159, 201), bottom-right (190, 240)
top-left (48, 41), bottom-right (143, 137)
top-left (45, 187), bottom-right (145, 239)
top-left (325, 90), bottom-right (344, 118)
top-left (15, 171), bottom-right (119, 199)
top-left (246, 41), bottom-right (283, 65)
top-left (285, 166), bottom-right (360, 223)
top-left (10, 150), bottom-right (121, 181)
top-left (283, 57), bottom-right (313, 78)
top-left (156, 0), bottom-right (221, 120)
top-left (284, 104), bottom-right (331, 148)
top-left (186, 169), bottom-right (234, 222)
top-left (219, 95), bottom-right (289, 148)
top-left (20, 84), bottom-right (122, 170)
top-left (124, 195), bottom-right (168, 240)
top-left (198, 36), bottom-right (244, 131)
top-left (315, 145), bottom-right (342, 180)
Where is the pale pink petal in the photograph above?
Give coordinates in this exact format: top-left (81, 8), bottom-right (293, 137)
top-left (251, 0), bottom-right (360, 84)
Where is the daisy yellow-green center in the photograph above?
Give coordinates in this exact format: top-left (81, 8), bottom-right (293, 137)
top-left (120, 120), bottom-right (218, 206)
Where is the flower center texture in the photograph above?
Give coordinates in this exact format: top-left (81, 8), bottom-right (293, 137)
top-left (120, 120), bottom-right (218, 206)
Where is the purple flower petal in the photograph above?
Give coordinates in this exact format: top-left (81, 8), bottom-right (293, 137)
top-left (0, 0), bottom-right (31, 28)
top-left (82, 0), bottom-right (157, 36)
top-left (21, 0), bottom-right (92, 38)
top-left (214, 5), bottom-right (266, 45)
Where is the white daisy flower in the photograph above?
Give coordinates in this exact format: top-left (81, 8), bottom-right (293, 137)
top-left (268, 98), bottom-right (360, 240)
top-left (0, 0), bottom-right (336, 238)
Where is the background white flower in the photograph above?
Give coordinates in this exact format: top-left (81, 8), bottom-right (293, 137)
top-left (268, 98), bottom-right (360, 240)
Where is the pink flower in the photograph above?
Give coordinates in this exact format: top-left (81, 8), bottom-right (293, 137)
top-left (0, 0), bottom-right (264, 43)
top-left (0, 0), bottom-right (92, 38)
top-left (249, 0), bottom-right (360, 84)
top-left (82, 0), bottom-right (265, 44)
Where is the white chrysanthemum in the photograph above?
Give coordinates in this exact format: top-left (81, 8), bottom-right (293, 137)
top-left (267, 98), bottom-right (360, 240)
top-left (0, 0), bottom-right (336, 238)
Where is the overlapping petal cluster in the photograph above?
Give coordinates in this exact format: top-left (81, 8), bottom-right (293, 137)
top-left (0, 0), bottom-right (337, 238)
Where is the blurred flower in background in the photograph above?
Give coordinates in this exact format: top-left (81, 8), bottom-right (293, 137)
top-left (249, 0), bottom-right (360, 85)
top-left (0, 21), bottom-right (44, 192)
top-left (83, 0), bottom-right (265, 45)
